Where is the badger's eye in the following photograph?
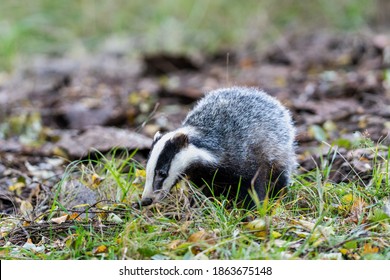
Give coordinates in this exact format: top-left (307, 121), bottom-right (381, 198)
top-left (157, 170), bottom-right (168, 178)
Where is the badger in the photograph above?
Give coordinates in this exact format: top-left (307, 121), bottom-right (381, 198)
top-left (140, 87), bottom-right (296, 208)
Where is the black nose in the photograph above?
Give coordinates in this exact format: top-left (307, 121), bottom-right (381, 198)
top-left (141, 198), bottom-right (153, 206)
top-left (131, 198), bottom-right (154, 209)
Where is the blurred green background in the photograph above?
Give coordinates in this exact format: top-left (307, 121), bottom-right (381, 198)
top-left (0, 0), bottom-right (387, 71)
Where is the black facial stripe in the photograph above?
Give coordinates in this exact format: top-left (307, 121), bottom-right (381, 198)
top-left (155, 140), bottom-right (182, 172)
top-left (153, 138), bottom-right (183, 191)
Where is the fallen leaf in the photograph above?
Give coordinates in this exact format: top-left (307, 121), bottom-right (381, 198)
top-left (97, 211), bottom-right (108, 220)
top-left (296, 231), bottom-right (309, 238)
top-left (339, 248), bottom-right (349, 255)
top-left (187, 229), bottom-right (216, 245)
top-left (292, 219), bottom-right (334, 247)
top-left (107, 213), bottom-right (123, 224)
top-left (245, 218), bottom-right (267, 231)
top-left (167, 240), bottom-right (183, 250)
top-left (68, 213), bottom-right (81, 221)
top-left (71, 203), bottom-right (91, 209)
top-left (64, 234), bottom-right (78, 248)
top-left (91, 173), bottom-right (104, 189)
top-left (341, 193), bottom-right (354, 205)
top-left (51, 214), bottom-right (69, 224)
top-left (271, 231), bottom-right (282, 239)
top-left (310, 225), bottom-right (335, 247)
top-left (9, 182), bottom-right (25, 195)
top-left (22, 239), bottom-right (45, 253)
top-left (93, 245), bottom-right (108, 254)
top-left (294, 219), bottom-right (316, 231)
top-left (344, 240), bottom-right (358, 249)
top-left (245, 218), bottom-right (272, 238)
top-left (193, 252), bottom-right (209, 260)
top-left (188, 229), bottom-right (207, 243)
top-left (135, 169), bottom-right (146, 178)
top-left (318, 252), bottom-right (343, 260)
top-left (20, 200), bottom-right (34, 220)
top-left (132, 169), bottom-right (146, 185)
top-left (362, 243), bottom-right (379, 255)
top-left (348, 197), bottom-right (367, 224)
top-left (254, 231), bottom-right (268, 238)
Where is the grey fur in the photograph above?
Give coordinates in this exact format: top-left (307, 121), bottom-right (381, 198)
top-left (143, 86), bottom-right (296, 208)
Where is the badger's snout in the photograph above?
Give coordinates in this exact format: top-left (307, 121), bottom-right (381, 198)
top-left (140, 198), bottom-right (153, 206)
top-left (132, 197), bottom-right (153, 209)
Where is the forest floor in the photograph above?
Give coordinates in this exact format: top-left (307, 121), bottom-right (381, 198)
top-left (1, 31), bottom-right (390, 259)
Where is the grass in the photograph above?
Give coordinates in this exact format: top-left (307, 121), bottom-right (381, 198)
top-left (0, 0), bottom-right (377, 71)
top-left (0, 0), bottom-right (387, 259)
top-left (1, 140), bottom-right (389, 260)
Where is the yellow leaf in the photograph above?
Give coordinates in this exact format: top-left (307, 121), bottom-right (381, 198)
top-left (271, 231), bottom-right (282, 239)
top-left (312, 237), bottom-right (326, 247)
top-left (135, 169), bottom-right (146, 178)
top-left (187, 229), bottom-right (216, 245)
top-left (245, 218), bottom-right (269, 238)
top-left (71, 203), bottom-right (91, 209)
top-left (68, 213), bottom-right (81, 221)
top-left (128, 92), bottom-right (141, 105)
top-left (309, 225), bottom-right (334, 247)
top-left (52, 146), bottom-right (69, 158)
top-left (362, 243), bottom-right (379, 255)
top-left (341, 193), bottom-right (354, 205)
top-left (20, 200), bottom-right (34, 219)
top-left (339, 248), bottom-right (349, 255)
top-left (97, 211), bottom-right (108, 220)
top-left (296, 231), bottom-right (309, 238)
top-left (64, 234), bottom-right (77, 248)
top-left (9, 182), bottom-right (26, 196)
top-left (51, 214), bottom-right (68, 224)
top-left (188, 229), bottom-right (207, 243)
top-left (91, 173), bottom-right (104, 189)
top-left (245, 218), bottom-right (267, 231)
top-left (254, 231), bottom-right (268, 238)
top-left (93, 245), bottom-right (107, 254)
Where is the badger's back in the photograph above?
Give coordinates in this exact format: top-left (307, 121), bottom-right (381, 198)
top-left (183, 87), bottom-right (296, 181)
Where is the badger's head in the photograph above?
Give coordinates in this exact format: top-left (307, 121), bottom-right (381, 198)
top-left (141, 127), bottom-right (217, 206)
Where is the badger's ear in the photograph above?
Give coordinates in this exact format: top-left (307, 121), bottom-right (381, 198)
top-left (171, 132), bottom-right (188, 148)
top-left (153, 131), bottom-right (163, 143)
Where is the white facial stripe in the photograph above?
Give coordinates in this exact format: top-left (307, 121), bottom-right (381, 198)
top-left (142, 127), bottom-right (197, 200)
top-left (142, 131), bottom-right (173, 199)
top-left (161, 143), bottom-right (218, 194)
